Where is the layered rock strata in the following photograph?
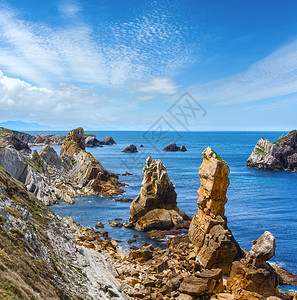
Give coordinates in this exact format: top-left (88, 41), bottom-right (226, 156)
top-left (247, 130), bottom-right (297, 171)
top-left (0, 164), bottom-right (127, 299)
top-left (188, 147), bottom-right (242, 275)
top-left (127, 157), bottom-right (188, 231)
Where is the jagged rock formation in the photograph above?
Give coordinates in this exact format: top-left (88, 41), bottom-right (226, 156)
top-left (85, 135), bottom-right (102, 147)
top-left (163, 143), bottom-right (187, 152)
top-left (0, 164), bottom-right (127, 299)
top-left (188, 147), bottom-right (242, 275)
top-left (122, 144), bottom-right (138, 153)
top-left (127, 157), bottom-right (187, 231)
top-left (58, 127), bottom-right (124, 198)
top-left (227, 231), bottom-right (279, 299)
top-left (0, 127), bottom-right (31, 153)
top-left (247, 130), bottom-right (297, 172)
top-left (101, 136), bottom-right (116, 145)
top-left (0, 147), bottom-right (61, 205)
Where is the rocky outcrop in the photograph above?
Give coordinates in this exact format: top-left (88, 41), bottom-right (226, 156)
top-left (0, 127), bottom-right (31, 153)
top-left (163, 143), bottom-right (187, 152)
top-left (85, 135), bottom-right (102, 147)
top-left (101, 136), bottom-right (116, 145)
top-left (127, 157), bottom-right (187, 231)
top-left (247, 130), bottom-right (297, 172)
top-left (122, 144), bottom-right (138, 153)
top-left (227, 231), bottom-right (279, 299)
top-left (0, 164), bottom-right (127, 299)
top-left (30, 133), bottom-right (66, 145)
top-left (58, 127), bottom-right (124, 198)
top-left (188, 147), bottom-right (242, 275)
top-left (0, 147), bottom-right (61, 205)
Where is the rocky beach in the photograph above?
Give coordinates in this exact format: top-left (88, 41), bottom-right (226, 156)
top-left (0, 127), bottom-right (297, 299)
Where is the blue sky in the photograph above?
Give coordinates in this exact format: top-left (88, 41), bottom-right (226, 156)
top-left (0, 0), bottom-right (296, 130)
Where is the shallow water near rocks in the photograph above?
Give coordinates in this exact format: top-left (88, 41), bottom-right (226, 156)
top-left (31, 131), bottom-right (297, 291)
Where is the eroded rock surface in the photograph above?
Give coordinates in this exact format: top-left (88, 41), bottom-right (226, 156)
top-left (227, 231), bottom-right (279, 299)
top-left (128, 157), bottom-right (187, 231)
top-left (188, 147), bottom-right (242, 274)
top-left (247, 130), bottom-right (297, 172)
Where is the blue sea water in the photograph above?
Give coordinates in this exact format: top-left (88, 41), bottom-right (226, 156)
top-left (30, 131), bottom-right (297, 280)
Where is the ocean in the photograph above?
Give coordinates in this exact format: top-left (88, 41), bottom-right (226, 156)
top-left (30, 130), bottom-right (297, 286)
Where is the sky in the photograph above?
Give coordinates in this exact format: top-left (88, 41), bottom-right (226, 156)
top-left (0, 0), bottom-right (297, 131)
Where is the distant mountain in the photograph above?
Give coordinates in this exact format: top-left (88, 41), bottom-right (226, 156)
top-left (0, 120), bottom-right (54, 131)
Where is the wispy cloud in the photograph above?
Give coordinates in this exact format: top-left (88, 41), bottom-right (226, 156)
top-left (191, 39), bottom-right (297, 105)
top-left (0, 1), bottom-right (198, 88)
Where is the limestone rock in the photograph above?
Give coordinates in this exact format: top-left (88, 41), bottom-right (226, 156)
top-left (227, 231), bottom-right (279, 298)
top-left (0, 127), bottom-right (31, 153)
top-left (60, 127), bottom-right (85, 156)
top-left (122, 144), bottom-right (138, 153)
top-left (247, 130), bottom-right (297, 172)
top-left (188, 147), bottom-right (242, 274)
top-left (163, 143), bottom-right (187, 152)
top-left (248, 231), bottom-right (275, 261)
top-left (128, 157), bottom-right (186, 231)
top-left (101, 136), bottom-right (116, 145)
top-left (85, 135), bottom-right (101, 147)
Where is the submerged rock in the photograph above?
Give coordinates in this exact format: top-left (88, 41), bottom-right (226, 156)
top-left (128, 157), bottom-right (188, 231)
top-left (163, 143), bottom-right (187, 152)
top-left (247, 130), bottom-right (297, 172)
top-left (122, 144), bottom-right (138, 153)
top-left (188, 147), bottom-right (242, 274)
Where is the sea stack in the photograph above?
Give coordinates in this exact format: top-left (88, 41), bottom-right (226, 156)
top-left (247, 129), bottom-right (297, 171)
top-left (127, 157), bottom-right (187, 231)
top-left (188, 147), bottom-right (242, 275)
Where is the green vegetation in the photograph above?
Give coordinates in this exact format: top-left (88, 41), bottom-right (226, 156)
top-left (273, 129), bottom-right (297, 147)
top-left (212, 149), bottom-right (224, 162)
top-left (254, 145), bottom-right (268, 156)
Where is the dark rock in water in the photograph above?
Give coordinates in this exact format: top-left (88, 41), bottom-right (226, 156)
top-left (122, 170), bottom-right (133, 176)
top-left (140, 144), bottom-right (144, 147)
top-left (115, 198), bottom-right (133, 202)
top-left (122, 144), bottom-right (138, 153)
top-left (273, 264), bottom-right (297, 285)
top-left (95, 221), bottom-right (104, 228)
top-left (247, 129), bottom-right (297, 172)
top-left (85, 135), bottom-right (102, 147)
top-left (101, 136), bottom-right (116, 145)
top-left (163, 143), bottom-right (187, 152)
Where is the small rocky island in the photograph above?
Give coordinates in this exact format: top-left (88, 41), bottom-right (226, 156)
top-left (125, 157), bottom-right (190, 232)
top-left (122, 144), bottom-right (138, 153)
top-left (247, 129), bottom-right (297, 171)
top-left (163, 143), bottom-right (187, 152)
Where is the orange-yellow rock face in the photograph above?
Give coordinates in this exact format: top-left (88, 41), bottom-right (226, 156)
top-left (188, 147), bottom-right (241, 275)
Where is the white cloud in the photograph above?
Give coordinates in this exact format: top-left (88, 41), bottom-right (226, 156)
top-left (137, 77), bottom-right (180, 95)
top-left (190, 39), bottom-right (297, 105)
top-left (0, 3), bottom-right (198, 88)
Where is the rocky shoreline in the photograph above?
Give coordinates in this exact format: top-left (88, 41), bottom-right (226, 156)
top-left (0, 126), bottom-right (297, 299)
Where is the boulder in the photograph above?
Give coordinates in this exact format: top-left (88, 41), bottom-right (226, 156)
top-left (163, 143), bottom-right (187, 152)
top-left (188, 147), bottom-right (242, 274)
top-left (101, 136), bottom-right (116, 145)
top-left (122, 144), bottom-right (138, 153)
top-left (227, 231), bottom-right (279, 298)
top-left (128, 157), bottom-right (187, 231)
top-left (247, 130), bottom-right (297, 172)
top-left (85, 135), bottom-right (101, 147)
